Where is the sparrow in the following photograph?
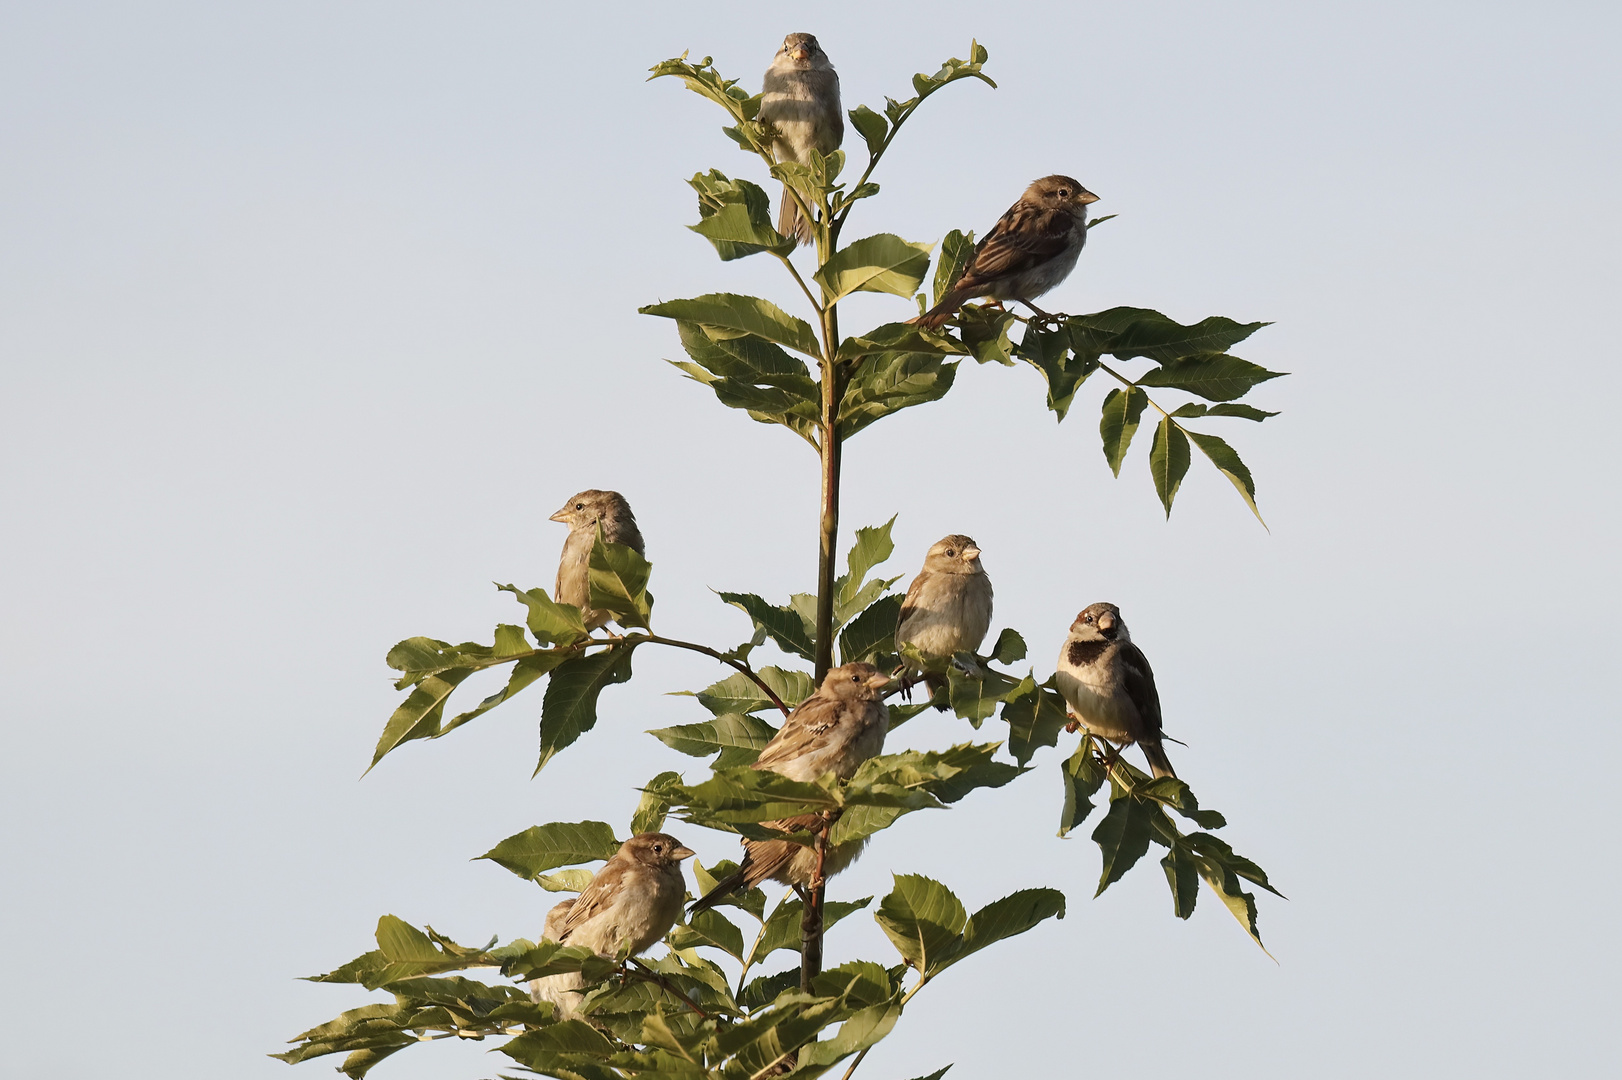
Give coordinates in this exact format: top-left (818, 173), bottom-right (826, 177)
top-left (759, 33), bottom-right (843, 245)
top-left (689, 662), bottom-right (890, 912)
top-left (549, 489), bottom-right (644, 630)
top-left (1053, 602), bottom-right (1176, 779)
top-left (528, 832), bottom-right (695, 1014)
top-left (895, 534), bottom-right (994, 709)
top-left (915, 175), bottom-right (1100, 329)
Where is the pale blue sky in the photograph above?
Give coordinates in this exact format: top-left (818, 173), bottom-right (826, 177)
top-left (2, 2), bottom-right (1618, 1077)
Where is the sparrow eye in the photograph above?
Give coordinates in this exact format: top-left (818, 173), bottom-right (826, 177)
top-left (944, 548), bottom-right (956, 557)
top-left (574, 502), bottom-right (584, 510)
top-left (653, 843), bottom-right (663, 853)
top-left (1084, 614), bottom-right (1094, 623)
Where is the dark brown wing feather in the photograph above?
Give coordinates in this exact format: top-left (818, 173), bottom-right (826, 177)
top-left (556, 861), bottom-right (628, 941)
top-left (688, 814), bottom-right (819, 912)
top-left (952, 203), bottom-right (1076, 294)
top-left (750, 694), bottom-right (840, 773)
top-left (1117, 642), bottom-right (1164, 739)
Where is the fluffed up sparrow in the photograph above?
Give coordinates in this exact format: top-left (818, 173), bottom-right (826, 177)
top-left (689, 662), bottom-right (890, 912)
top-left (1054, 602), bottom-right (1176, 779)
top-left (759, 33), bottom-right (843, 245)
top-left (895, 534), bottom-right (994, 709)
top-left (550, 489), bottom-right (644, 630)
top-left (529, 832), bottom-right (694, 1015)
top-left (915, 175), bottom-right (1099, 328)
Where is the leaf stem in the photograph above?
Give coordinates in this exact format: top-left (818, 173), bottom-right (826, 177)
top-left (624, 957), bottom-right (711, 1019)
top-left (837, 975), bottom-right (931, 1080)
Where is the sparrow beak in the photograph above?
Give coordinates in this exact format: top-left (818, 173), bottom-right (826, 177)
top-left (790, 47), bottom-right (810, 61)
top-left (672, 845), bottom-right (696, 861)
top-left (1077, 190), bottom-right (1100, 205)
top-left (548, 506), bottom-right (571, 523)
top-left (962, 545), bottom-right (981, 561)
top-left (1096, 611), bottom-right (1116, 633)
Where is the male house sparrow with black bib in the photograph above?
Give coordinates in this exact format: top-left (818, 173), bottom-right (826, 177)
top-left (549, 489), bottom-right (644, 630)
top-left (915, 175), bottom-right (1099, 328)
top-left (690, 662), bottom-right (890, 912)
top-left (759, 32), bottom-right (843, 245)
top-left (1053, 602), bottom-right (1176, 779)
top-left (529, 832), bottom-right (694, 1015)
top-left (895, 534), bottom-right (994, 708)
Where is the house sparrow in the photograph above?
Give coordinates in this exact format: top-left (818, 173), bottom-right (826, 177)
top-left (1053, 603), bottom-right (1176, 779)
top-left (759, 32), bottom-right (843, 245)
top-left (549, 489), bottom-right (644, 630)
top-left (528, 832), bottom-right (695, 1015)
top-left (896, 535), bottom-right (994, 709)
top-left (689, 662), bottom-right (890, 912)
top-left (915, 175), bottom-right (1100, 329)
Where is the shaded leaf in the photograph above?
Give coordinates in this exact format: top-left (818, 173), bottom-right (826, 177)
top-left (641, 293), bottom-right (820, 358)
top-left (933, 229), bottom-right (975, 306)
top-left (687, 170), bottom-right (795, 260)
top-left (1136, 353), bottom-right (1286, 401)
top-left (839, 593), bottom-right (903, 665)
top-left (814, 234), bottom-right (933, 301)
top-left (588, 534), bottom-right (653, 629)
top-left (838, 351), bottom-right (959, 439)
top-left (1092, 788), bottom-right (1156, 895)
top-left (631, 772), bottom-right (679, 835)
top-left (1161, 842), bottom-right (1199, 919)
top-left (477, 821), bottom-right (620, 880)
top-left (1187, 429), bottom-right (1265, 525)
top-left (953, 888), bottom-right (1066, 968)
top-left (1000, 675), bottom-right (1068, 766)
top-left (848, 104), bottom-right (889, 158)
top-left (990, 629), bottom-right (1026, 665)
top-left (1149, 417), bottom-right (1191, 518)
top-left (1058, 738), bottom-right (1106, 837)
top-left (537, 644), bottom-right (638, 775)
top-left (719, 591), bottom-right (816, 661)
top-left (648, 712), bottom-right (778, 761)
top-left (1099, 386), bottom-right (1149, 477)
top-left (874, 874), bottom-right (967, 974)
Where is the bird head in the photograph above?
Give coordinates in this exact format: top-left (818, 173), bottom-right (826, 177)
top-left (777, 32), bottom-right (831, 69)
top-left (622, 832), bottom-right (696, 869)
top-left (923, 534), bottom-right (985, 576)
top-left (1070, 602), bottom-right (1127, 642)
top-left (1027, 175), bottom-right (1099, 215)
top-left (822, 661), bottom-right (892, 701)
top-left (550, 489), bottom-right (629, 530)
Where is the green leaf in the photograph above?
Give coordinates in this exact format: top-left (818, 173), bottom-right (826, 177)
top-left (1018, 322), bottom-right (1099, 419)
top-left (693, 859), bottom-right (766, 921)
top-left (368, 665), bottom-right (478, 771)
top-left (1091, 789), bottom-right (1156, 896)
top-left (1136, 353), bottom-right (1286, 401)
top-left (495, 583), bottom-right (588, 645)
top-left (718, 591), bottom-right (816, 661)
top-left (1000, 675), bottom-right (1068, 766)
top-left (813, 233), bottom-right (933, 301)
top-left (900, 1069), bottom-right (953, 1080)
top-left (588, 533), bottom-right (653, 629)
top-left (679, 908), bottom-right (745, 961)
top-left (874, 874), bottom-right (967, 974)
top-left (534, 868), bottom-right (596, 893)
top-left (670, 321), bottom-right (821, 443)
top-left (848, 104), bottom-right (889, 157)
top-left (749, 896), bottom-right (873, 967)
top-left (648, 55), bottom-right (760, 122)
top-left (641, 293), bottom-right (821, 358)
top-left (839, 593), bottom-right (903, 665)
top-left (1161, 842), bottom-right (1199, 919)
top-left (838, 351), bottom-right (959, 439)
top-left (1149, 417), bottom-right (1191, 518)
top-left (440, 651), bottom-right (571, 737)
top-left (835, 516), bottom-right (897, 613)
top-left (835, 321), bottom-right (967, 364)
top-left (945, 662), bottom-right (1020, 727)
top-left (739, 968), bottom-right (802, 1010)
top-left (1187, 429), bottom-right (1266, 525)
top-left (686, 169), bottom-right (795, 259)
top-left (1061, 307), bottom-right (1269, 363)
top-left (954, 305), bottom-right (1017, 365)
top-left (810, 960), bottom-right (899, 1008)
top-left (799, 1001), bottom-right (903, 1067)
top-left (986, 629), bottom-right (1023, 664)
top-left (631, 772), bottom-right (679, 835)
top-left (537, 644), bottom-right (638, 775)
top-left (477, 820), bottom-right (619, 880)
top-left (1207, 402), bottom-right (1280, 421)
top-left (952, 888), bottom-right (1066, 967)
top-left (648, 712), bottom-right (778, 761)
top-left (1099, 386), bottom-right (1149, 477)
top-left (933, 229), bottom-right (975, 307)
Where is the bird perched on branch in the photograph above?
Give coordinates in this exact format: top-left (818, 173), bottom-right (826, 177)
top-left (550, 489), bottom-right (644, 629)
top-left (759, 32), bottom-right (843, 245)
top-left (689, 662), bottom-right (890, 913)
top-left (1053, 602), bottom-right (1176, 778)
top-left (895, 535), bottom-right (994, 709)
top-left (914, 175), bottom-right (1099, 329)
top-left (529, 832), bottom-right (695, 1015)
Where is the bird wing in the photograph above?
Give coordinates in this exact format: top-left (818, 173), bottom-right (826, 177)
top-left (895, 570), bottom-right (931, 639)
top-left (751, 695), bottom-right (842, 773)
top-left (1117, 642), bottom-right (1165, 738)
top-left (556, 862), bottom-right (628, 942)
top-left (954, 204), bottom-right (1075, 293)
top-left (739, 814), bottom-right (824, 888)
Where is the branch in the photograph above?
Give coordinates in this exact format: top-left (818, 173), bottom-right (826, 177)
top-left (637, 632), bottom-right (792, 716)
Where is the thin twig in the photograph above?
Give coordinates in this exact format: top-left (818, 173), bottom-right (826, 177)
top-left (637, 633), bottom-right (791, 716)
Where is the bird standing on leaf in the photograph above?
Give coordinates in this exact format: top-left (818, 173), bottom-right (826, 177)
top-left (895, 534), bottom-right (994, 709)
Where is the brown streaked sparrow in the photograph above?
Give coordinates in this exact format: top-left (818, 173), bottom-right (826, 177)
top-left (895, 534), bottom-right (994, 709)
top-left (549, 489), bottom-right (644, 630)
top-left (915, 175), bottom-right (1099, 329)
top-left (1053, 602), bottom-right (1176, 779)
top-left (759, 33), bottom-right (843, 245)
top-left (690, 662), bottom-right (890, 912)
top-left (528, 832), bottom-right (694, 1014)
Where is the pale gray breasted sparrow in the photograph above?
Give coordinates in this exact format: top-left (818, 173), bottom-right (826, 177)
top-left (529, 832), bottom-right (694, 1014)
top-left (549, 489), bottom-right (644, 630)
top-left (759, 32), bottom-right (843, 245)
top-left (689, 662), bottom-right (890, 912)
top-left (1053, 602), bottom-right (1176, 779)
top-left (916, 175), bottom-right (1099, 329)
top-left (895, 534), bottom-right (994, 708)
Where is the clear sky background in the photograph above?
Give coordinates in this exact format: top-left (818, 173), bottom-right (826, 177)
top-left (3, 2), bottom-right (1618, 1077)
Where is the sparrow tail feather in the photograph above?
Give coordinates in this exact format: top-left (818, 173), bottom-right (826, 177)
top-left (1141, 741), bottom-right (1177, 780)
top-left (778, 194), bottom-right (813, 247)
top-left (925, 673), bottom-right (950, 712)
top-left (913, 287), bottom-right (973, 329)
